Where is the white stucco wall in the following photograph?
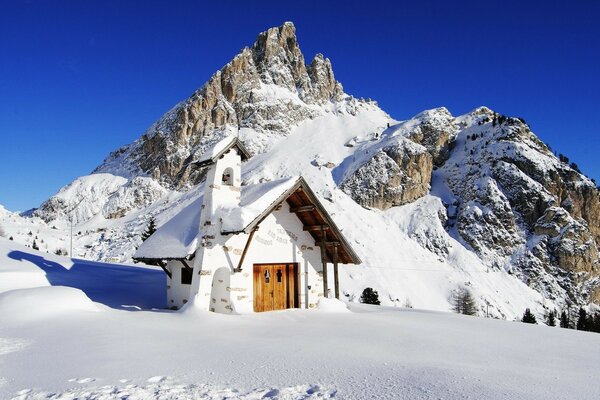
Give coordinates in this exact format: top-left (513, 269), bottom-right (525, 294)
top-left (165, 145), bottom-right (325, 313)
top-left (166, 260), bottom-right (193, 309)
top-left (167, 202), bottom-right (325, 312)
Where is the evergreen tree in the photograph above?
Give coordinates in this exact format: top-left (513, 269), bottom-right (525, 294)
top-left (559, 310), bottom-right (570, 328)
top-left (451, 287), bottom-right (478, 316)
top-left (360, 287), bottom-right (381, 305)
top-left (141, 217), bottom-right (157, 242)
top-left (570, 162), bottom-right (581, 173)
top-left (591, 312), bottom-right (600, 333)
top-left (32, 240), bottom-right (39, 251)
top-left (576, 308), bottom-right (588, 331)
top-left (546, 310), bottom-right (556, 327)
top-left (521, 308), bottom-right (537, 324)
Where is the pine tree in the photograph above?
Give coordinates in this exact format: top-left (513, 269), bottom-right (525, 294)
top-left (576, 308), bottom-right (588, 331)
top-left (559, 310), bottom-right (570, 328)
top-left (570, 162), bottom-right (581, 173)
top-left (32, 240), bottom-right (39, 251)
top-left (521, 308), bottom-right (537, 324)
top-left (141, 216), bottom-right (157, 242)
top-left (591, 312), bottom-right (600, 333)
top-left (546, 310), bottom-right (556, 327)
top-left (360, 287), bottom-right (381, 305)
top-left (451, 287), bottom-right (478, 316)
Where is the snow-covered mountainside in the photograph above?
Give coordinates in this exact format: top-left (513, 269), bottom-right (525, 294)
top-left (2, 22), bottom-right (599, 320)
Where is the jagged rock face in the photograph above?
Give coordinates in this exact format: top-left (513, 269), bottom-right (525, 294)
top-left (340, 138), bottom-right (432, 209)
top-left (340, 104), bottom-right (600, 306)
top-left (94, 22), bottom-right (348, 189)
top-left (404, 108), bottom-right (458, 166)
top-left (438, 107), bottom-right (600, 304)
top-left (338, 108), bottom-right (458, 210)
top-left (102, 177), bottom-right (168, 220)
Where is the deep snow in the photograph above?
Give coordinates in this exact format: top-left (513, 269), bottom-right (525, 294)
top-left (1, 238), bottom-right (599, 400)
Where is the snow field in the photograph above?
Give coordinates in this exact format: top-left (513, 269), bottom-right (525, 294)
top-left (1, 240), bottom-right (600, 399)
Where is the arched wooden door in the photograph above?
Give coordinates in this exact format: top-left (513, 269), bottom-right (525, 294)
top-left (253, 263), bottom-right (298, 312)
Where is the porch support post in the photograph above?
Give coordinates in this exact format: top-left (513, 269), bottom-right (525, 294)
top-left (235, 227), bottom-right (258, 272)
top-left (159, 262), bottom-right (172, 279)
top-left (320, 226), bottom-right (329, 298)
top-left (333, 244), bottom-right (339, 299)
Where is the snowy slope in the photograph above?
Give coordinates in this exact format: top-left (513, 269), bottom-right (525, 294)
top-left (1, 242), bottom-right (600, 400)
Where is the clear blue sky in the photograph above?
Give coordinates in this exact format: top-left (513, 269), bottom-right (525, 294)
top-left (1, 1), bottom-right (599, 211)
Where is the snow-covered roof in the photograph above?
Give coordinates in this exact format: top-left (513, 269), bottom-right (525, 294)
top-left (194, 136), bottom-right (251, 167)
top-left (134, 176), bottom-right (361, 264)
top-left (134, 177), bottom-right (299, 260)
top-left (221, 178), bottom-right (298, 233)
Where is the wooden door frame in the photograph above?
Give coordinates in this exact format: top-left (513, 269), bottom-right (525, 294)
top-left (253, 263), bottom-right (299, 312)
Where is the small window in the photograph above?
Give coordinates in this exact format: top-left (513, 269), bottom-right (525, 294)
top-left (222, 167), bottom-right (233, 186)
top-left (264, 269), bottom-right (270, 283)
top-left (181, 267), bottom-right (192, 285)
top-left (276, 269), bottom-right (283, 282)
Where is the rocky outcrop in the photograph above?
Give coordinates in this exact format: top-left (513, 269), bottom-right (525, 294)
top-left (340, 138), bottom-right (432, 209)
top-left (404, 107), bottom-right (458, 166)
top-left (341, 104), bottom-right (600, 306)
top-left (102, 177), bottom-right (168, 219)
top-left (34, 175), bottom-right (167, 224)
top-left (438, 108), bottom-right (600, 305)
top-left (94, 22), bottom-right (352, 189)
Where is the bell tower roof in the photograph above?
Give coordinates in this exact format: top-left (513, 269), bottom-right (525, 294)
top-left (194, 136), bottom-right (251, 168)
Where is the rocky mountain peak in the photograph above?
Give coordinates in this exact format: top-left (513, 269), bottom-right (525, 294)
top-left (250, 22), bottom-right (343, 103)
top-left (93, 22), bottom-right (350, 188)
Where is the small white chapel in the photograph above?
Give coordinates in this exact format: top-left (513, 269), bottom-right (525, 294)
top-left (134, 136), bottom-right (360, 313)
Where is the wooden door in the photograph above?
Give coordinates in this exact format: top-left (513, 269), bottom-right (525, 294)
top-left (253, 263), bottom-right (297, 312)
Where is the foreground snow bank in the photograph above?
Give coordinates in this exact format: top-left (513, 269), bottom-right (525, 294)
top-left (317, 298), bottom-right (350, 313)
top-left (1, 244), bottom-right (600, 399)
top-left (0, 238), bottom-right (166, 310)
top-left (0, 286), bottom-right (99, 321)
top-left (2, 300), bottom-right (600, 400)
top-left (11, 382), bottom-right (335, 400)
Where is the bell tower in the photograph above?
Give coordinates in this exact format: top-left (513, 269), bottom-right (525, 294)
top-left (188, 136), bottom-right (251, 309)
top-left (200, 144), bottom-right (243, 229)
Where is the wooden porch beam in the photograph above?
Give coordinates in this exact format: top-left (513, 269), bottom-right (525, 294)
top-left (235, 227), bottom-right (258, 272)
top-left (320, 225), bottom-right (329, 298)
top-left (333, 244), bottom-right (339, 300)
top-left (303, 225), bottom-right (330, 231)
top-left (315, 241), bottom-right (341, 246)
top-left (180, 259), bottom-right (193, 270)
top-left (290, 205), bottom-right (315, 213)
top-left (159, 263), bottom-right (172, 279)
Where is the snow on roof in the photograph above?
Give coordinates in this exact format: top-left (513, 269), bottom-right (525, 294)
top-left (134, 196), bottom-right (204, 260)
top-left (134, 177), bottom-right (299, 260)
top-left (195, 136), bottom-right (251, 166)
top-left (221, 177), bottom-right (298, 233)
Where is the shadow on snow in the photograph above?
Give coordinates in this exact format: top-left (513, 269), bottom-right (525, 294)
top-left (8, 251), bottom-right (166, 310)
